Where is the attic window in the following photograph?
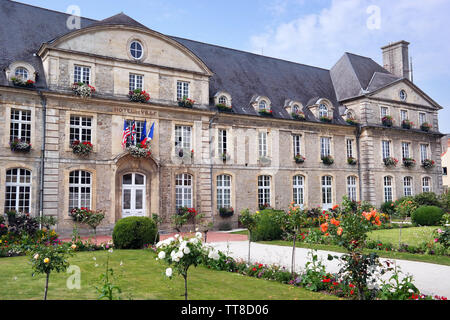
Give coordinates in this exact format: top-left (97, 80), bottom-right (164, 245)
top-left (319, 104), bottom-right (328, 117)
top-left (259, 100), bottom-right (267, 110)
top-left (218, 96), bottom-right (228, 105)
top-left (130, 41), bottom-right (143, 60)
top-left (15, 67), bottom-right (29, 80)
top-left (399, 90), bottom-right (407, 101)
top-left (292, 104), bottom-right (300, 113)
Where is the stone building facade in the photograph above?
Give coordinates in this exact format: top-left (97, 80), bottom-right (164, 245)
top-left (0, 1), bottom-right (444, 235)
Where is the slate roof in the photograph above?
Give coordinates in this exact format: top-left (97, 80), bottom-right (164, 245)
top-left (0, 0), bottom-right (410, 122)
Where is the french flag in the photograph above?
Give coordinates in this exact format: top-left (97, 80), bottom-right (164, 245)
top-left (141, 122), bottom-right (155, 145)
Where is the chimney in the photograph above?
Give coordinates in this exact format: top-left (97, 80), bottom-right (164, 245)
top-left (381, 40), bottom-right (410, 79)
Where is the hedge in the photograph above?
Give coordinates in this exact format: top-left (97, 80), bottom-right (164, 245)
top-left (411, 206), bottom-right (444, 226)
top-left (112, 217), bottom-right (158, 249)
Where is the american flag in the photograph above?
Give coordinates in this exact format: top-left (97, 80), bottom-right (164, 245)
top-left (131, 121), bottom-right (137, 145)
top-left (121, 120), bottom-right (131, 148)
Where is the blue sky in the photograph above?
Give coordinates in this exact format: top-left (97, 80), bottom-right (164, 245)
top-left (20, 0), bottom-right (450, 133)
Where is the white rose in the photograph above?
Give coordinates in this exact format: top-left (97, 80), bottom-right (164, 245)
top-left (171, 250), bottom-right (176, 257)
top-left (183, 247), bottom-right (191, 254)
top-left (173, 257), bottom-right (180, 262)
top-left (174, 234), bottom-right (180, 239)
top-left (195, 232), bottom-right (202, 239)
top-left (189, 238), bottom-right (198, 244)
top-left (177, 251), bottom-right (184, 259)
top-left (165, 268), bottom-right (173, 277)
top-left (158, 251), bottom-right (166, 259)
top-left (33, 254), bottom-right (39, 260)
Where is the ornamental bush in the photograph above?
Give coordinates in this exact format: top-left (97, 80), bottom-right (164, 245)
top-left (112, 217), bottom-right (158, 249)
top-left (250, 209), bottom-right (284, 241)
top-left (413, 192), bottom-right (441, 207)
top-left (411, 206), bottom-right (444, 226)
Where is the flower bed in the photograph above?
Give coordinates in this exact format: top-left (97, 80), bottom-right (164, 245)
top-left (294, 154), bottom-right (306, 164)
top-left (128, 89), bottom-right (150, 103)
top-left (127, 142), bottom-right (151, 158)
top-left (178, 97), bottom-right (195, 108)
top-left (321, 155), bottom-right (334, 165)
top-left (11, 77), bottom-right (35, 88)
top-left (381, 116), bottom-right (393, 127)
top-left (402, 119), bottom-right (414, 129)
top-left (422, 159), bottom-right (435, 169)
top-left (347, 157), bottom-right (357, 165)
top-left (420, 123), bottom-right (432, 132)
top-left (216, 104), bottom-right (233, 112)
top-left (71, 140), bottom-right (93, 156)
top-left (72, 82), bottom-right (96, 97)
top-left (403, 157), bottom-right (416, 168)
top-left (10, 139), bottom-right (31, 152)
top-left (258, 109), bottom-right (273, 116)
top-left (383, 157), bottom-right (398, 167)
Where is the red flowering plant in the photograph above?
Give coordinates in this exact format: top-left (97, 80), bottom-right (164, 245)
top-left (294, 154), bottom-right (306, 164)
top-left (72, 82), bottom-right (96, 97)
top-left (402, 157), bottom-right (416, 168)
top-left (383, 157), bottom-right (398, 167)
top-left (381, 115), bottom-right (394, 127)
top-left (420, 122), bottom-right (432, 132)
top-left (11, 77), bottom-right (35, 88)
top-left (128, 89), bottom-right (150, 103)
top-left (216, 103), bottom-right (233, 112)
top-left (291, 111), bottom-right (305, 120)
top-left (69, 207), bottom-right (92, 222)
top-left (401, 119), bottom-right (414, 129)
top-left (71, 140), bottom-right (93, 156)
top-left (258, 108), bottom-right (273, 116)
top-left (422, 159), bottom-right (435, 169)
top-left (127, 142), bottom-right (151, 158)
top-left (178, 96), bottom-right (195, 108)
top-left (10, 138), bottom-right (31, 152)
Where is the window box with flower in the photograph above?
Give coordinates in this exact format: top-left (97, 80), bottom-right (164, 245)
top-left (11, 77), bottom-right (35, 88)
top-left (346, 118), bottom-right (359, 125)
top-left (402, 157), bottom-right (416, 168)
top-left (221, 153), bottom-right (231, 162)
top-left (128, 89), bottom-right (150, 103)
top-left (177, 207), bottom-right (198, 219)
top-left (258, 109), bottom-right (273, 116)
top-left (382, 116), bottom-right (394, 127)
top-left (402, 119), bottom-right (414, 129)
top-left (291, 111), bottom-right (306, 121)
top-left (422, 159), bottom-right (435, 170)
top-left (127, 142), bottom-right (152, 158)
top-left (383, 157), bottom-right (399, 167)
top-left (321, 155), bottom-right (334, 165)
top-left (294, 154), bottom-right (306, 164)
top-left (320, 116), bottom-right (333, 123)
top-left (10, 139), bottom-right (31, 152)
top-left (216, 104), bottom-right (233, 112)
top-left (72, 82), bottom-right (96, 98)
top-left (420, 123), bottom-right (432, 132)
top-left (70, 140), bottom-right (93, 156)
top-left (347, 157), bottom-right (357, 165)
top-left (219, 207), bottom-right (234, 218)
top-left (178, 97), bottom-right (195, 108)
top-left (69, 207), bottom-right (91, 222)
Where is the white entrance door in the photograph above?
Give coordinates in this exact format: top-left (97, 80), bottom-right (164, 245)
top-left (122, 173), bottom-right (146, 218)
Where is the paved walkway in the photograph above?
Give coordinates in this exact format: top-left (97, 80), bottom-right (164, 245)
top-left (209, 241), bottom-right (450, 298)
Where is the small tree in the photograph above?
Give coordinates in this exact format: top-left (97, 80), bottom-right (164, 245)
top-left (29, 243), bottom-right (75, 300)
top-left (238, 209), bottom-right (258, 264)
top-left (394, 198), bottom-right (418, 247)
top-left (172, 213), bottom-right (189, 233)
top-left (83, 210), bottom-right (105, 243)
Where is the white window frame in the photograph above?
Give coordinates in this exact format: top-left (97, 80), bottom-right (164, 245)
top-left (403, 176), bottom-right (413, 196)
top-left (15, 67), bottom-right (29, 80)
top-left (321, 176), bottom-right (333, 209)
top-left (320, 137), bottom-right (331, 158)
top-left (175, 125), bottom-right (192, 152)
top-left (346, 139), bottom-right (354, 158)
top-left (259, 100), bottom-right (267, 111)
top-left (74, 65), bottom-right (91, 84)
top-left (129, 73), bottom-right (143, 91)
top-left (5, 168), bottom-right (32, 214)
top-left (218, 96), bottom-right (227, 105)
top-left (293, 175), bottom-right (305, 207)
top-left (175, 173), bottom-right (193, 208)
top-left (177, 81), bottom-right (190, 100)
top-left (259, 131), bottom-right (268, 157)
top-left (384, 176), bottom-right (393, 202)
top-left (293, 135), bottom-right (302, 156)
top-left (422, 177), bottom-right (431, 192)
top-left (69, 170), bottom-right (92, 212)
top-left (70, 116), bottom-right (92, 144)
top-left (420, 144), bottom-right (429, 163)
top-left (400, 110), bottom-right (408, 122)
top-left (380, 106), bottom-right (389, 120)
top-left (258, 175), bottom-right (271, 207)
top-left (217, 174), bottom-right (232, 209)
top-left (319, 104), bottom-right (328, 118)
top-left (130, 41), bottom-right (144, 60)
top-left (10, 109), bottom-right (31, 143)
top-left (401, 142), bottom-right (410, 159)
top-left (419, 113), bottom-right (427, 125)
top-left (382, 140), bottom-right (391, 159)
top-left (218, 129), bottom-right (227, 155)
top-left (347, 176), bottom-right (357, 202)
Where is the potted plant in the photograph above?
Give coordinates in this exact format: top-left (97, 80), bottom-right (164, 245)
top-left (347, 157), bottom-right (357, 165)
top-left (219, 207), bottom-right (234, 218)
top-left (128, 89), bottom-right (150, 103)
top-left (320, 116), bottom-right (333, 123)
top-left (11, 77), bottom-right (35, 88)
top-left (178, 96), bottom-right (195, 108)
top-left (127, 142), bottom-right (151, 158)
top-left (216, 104), bottom-right (232, 112)
top-left (402, 157), bottom-right (416, 168)
top-left (383, 157), bottom-right (398, 167)
top-left (346, 118), bottom-right (359, 125)
top-left (294, 154), bottom-right (306, 163)
top-left (259, 203), bottom-right (271, 211)
top-left (381, 115), bottom-right (393, 127)
top-left (420, 122), bottom-right (432, 132)
top-left (70, 140), bottom-right (93, 156)
top-left (402, 119), bottom-right (414, 129)
top-left (10, 139), bottom-right (31, 152)
top-left (291, 111), bottom-right (305, 120)
top-left (72, 82), bottom-right (96, 98)
top-left (422, 159), bottom-right (435, 169)
top-left (221, 153), bottom-right (230, 161)
top-left (258, 109), bottom-right (273, 116)
top-left (69, 207), bottom-right (91, 222)
top-left (321, 155), bottom-right (334, 165)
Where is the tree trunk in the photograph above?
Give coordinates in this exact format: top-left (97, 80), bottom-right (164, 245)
top-left (204, 231), bottom-right (208, 243)
top-left (94, 227), bottom-right (97, 244)
top-left (44, 272), bottom-right (50, 300)
top-left (291, 233), bottom-right (296, 276)
top-left (248, 231), bottom-right (251, 264)
top-left (183, 273), bottom-right (188, 301)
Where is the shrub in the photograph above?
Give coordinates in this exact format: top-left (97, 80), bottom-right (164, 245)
top-left (411, 206), bottom-right (444, 226)
top-left (112, 217), bottom-right (158, 249)
top-left (218, 222), bottom-right (232, 231)
top-left (250, 209), bottom-right (284, 241)
top-left (440, 192), bottom-right (450, 212)
top-left (414, 192), bottom-right (441, 207)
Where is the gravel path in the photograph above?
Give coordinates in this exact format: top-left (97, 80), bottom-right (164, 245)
top-left (210, 241), bottom-right (450, 298)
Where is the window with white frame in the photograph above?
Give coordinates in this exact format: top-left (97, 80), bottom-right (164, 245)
top-left (419, 113), bottom-right (426, 125)
top-left (321, 176), bottom-right (333, 208)
top-left (130, 41), bottom-right (144, 60)
top-left (403, 177), bottom-right (413, 196)
top-left (258, 175), bottom-right (271, 207)
top-left (382, 140), bottom-right (391, 159)
top-left (258, 131), bottom-right (268, 157)
top-left (15, 67), bottom-right (29, 80)
top-left (319, 104), bottom-right (328, 117)
top-left (320, 137), bottom-right (331, 158)
top-left (217, 174), bottom-right (231, 209)
top-left (10, 109), bottom-right (31, 143)
top-left (293, 175), bottom-right (305, 207)
top-left (74, 65), bottom-right (90, 84)
top-left (293, 135), bottom-right (301, 156)
top-left (5, 168), bottom-right (31, 213)
top-left (218, 129), bottom-right (227, 156)
top-left (175, 125), bottom-right (192, 151)
top-left (346, 139), bottom-right (354, 158)
top-left (380, 106), bottom-right (389, 119)
top-left (420, 144), bottom-right (429, 162)
top-left (384, 176), bottom-right (393, 202)
top-left (400, 110), bottom-right (408, 122)
top-left (422, 177), bottom-right (431, 192)
top-left (347, 176), bottom-right (357, 202)
top-left (129, 74), bottom-right (143, 91)
top-left (69, 170), bottom-right (91, 212)
top-left (177, 81), bottom-right (189, 100)
top-left (259, 100), bottom-right (267, 111)
top-left (125, 120), bottom-right (145, 146)
top-left (70, 116), bottom-right (92, 144)
top-left (401, 142), bottom-right (410, 159)
top-left (292, 104), bottom-right (300, 113)
top-left (175, 174), bottom-right (193, 208)
top-left (218, 96), bottom-right (227, 105)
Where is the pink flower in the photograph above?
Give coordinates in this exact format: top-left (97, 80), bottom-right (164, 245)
top-left (437, 229), bottom-right (443, 234)
top-left (434, 238), bottom-right (439, 243)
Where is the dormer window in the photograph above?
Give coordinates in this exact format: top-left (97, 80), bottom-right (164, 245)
top-left (130, 40), bottom-right (144, 60)
top-left (218, 96), bottom-right (228, 105)
top-left (15, 67), bottom-right (29, 80)
top-left (319, 103), bottom-right (328, 117)
top-left (292, 104), bottom-right (300, 113)
top-left (259, 100), bottom-right (267, 110)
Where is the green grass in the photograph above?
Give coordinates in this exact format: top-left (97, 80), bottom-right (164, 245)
top-left (0, 250), bottom-right (338, 300)
top-left (367, 226), bottom-right (439, 247)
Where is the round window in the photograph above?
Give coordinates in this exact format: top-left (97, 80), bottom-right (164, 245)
top-left (15, 67), bottom-right (29, 80)
top-left (399, 90), bottom-right (407, 101)
top-left (130, 41), bottom-right (143, 60)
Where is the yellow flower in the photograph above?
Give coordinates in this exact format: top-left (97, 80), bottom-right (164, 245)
top-left (256, 211), bottom-right (260, 214)
top-left (44, 258), bottom-right (50, 264)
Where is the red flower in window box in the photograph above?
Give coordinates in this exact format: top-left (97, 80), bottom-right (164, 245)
top-left (71, 140), bottom-right (93, 156)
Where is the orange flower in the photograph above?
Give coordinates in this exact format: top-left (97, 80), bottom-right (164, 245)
top-left (325, 233), bottom-right (329, 237)
top-left (320, 222), bottom-right (328, 233)
top-left (363, 212), bottom-right (371, 221)
top-left (330, 218), bottom-right (340, 226)
top-left (337, 227), bottom-right (343, 236)
top-left (332, 204), bottom-right (339, 210)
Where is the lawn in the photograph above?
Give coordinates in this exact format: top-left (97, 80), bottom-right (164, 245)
top-left (367, 226), bottom-right (439, 247)
top-left (0, 250), bottom-right (338, 300)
